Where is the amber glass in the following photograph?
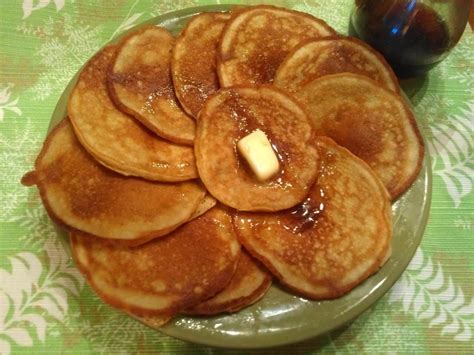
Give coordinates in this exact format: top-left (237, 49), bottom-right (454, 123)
top-left (351, 0), bottom-right (472, 77)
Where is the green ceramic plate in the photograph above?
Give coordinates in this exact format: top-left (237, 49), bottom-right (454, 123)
top-left (49, 4), bottom-right (432, 349)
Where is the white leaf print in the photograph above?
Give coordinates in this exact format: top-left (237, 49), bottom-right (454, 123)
top-left (22, 0), bottom-right (65, 19)
top-left (0, 339), bottom-right (11, 355)
top-left (121, 13), bottom-right (143, 32)
top-left (53, 0), bottom-right (64, 11)
top-left (389, 248), bottom-right (474, 342)
top-left (25, 14), bottom-right (102, 101)
top-left (0, 85), bottom-right (22, 121)
top-left (429, 102), bottom-right (474, 207)
top-left (0, 237), bottom-right (84, 353)
top-left (150, 0), bottom-right (200, 17)
top-left (3, 328), bottom-right (33, 347)
top-left (21, 314), bottom-right (47, 341)
top-left (109, 12), bottom-right (143, 41)
top-left (108, 0), bottom-right (144, 41)
top-left (32, 297), bottom-right (63, 321)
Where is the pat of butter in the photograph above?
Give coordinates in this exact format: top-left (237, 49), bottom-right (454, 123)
top-left (237, 129), bottom-right (280, 181)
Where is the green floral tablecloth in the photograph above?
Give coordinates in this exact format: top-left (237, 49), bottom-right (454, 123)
top-left (0, 0), bottom-right (472, 353)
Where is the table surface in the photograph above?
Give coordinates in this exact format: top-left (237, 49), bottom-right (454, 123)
top-left (0, 0), bottom-right (473, 353)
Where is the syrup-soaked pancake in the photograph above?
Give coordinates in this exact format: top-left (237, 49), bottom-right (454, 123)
top-left (187, 250), bottom-right (272, 315)
top-left (218, 5), bottom-right (336, 86)
top-left (70, 206), bottom-right (240, 319)
top-left (195, 86), bottom-right (318, 211)
top-left (293, 73), bottom-right (424, 199)
top-left (108, 26), bottom-right (196, 145)
top-left (274, 36), bottom-right (399, 93)
top-left (234, 137), bottom-right (392, 299)
top-left (68, 45), bottom-right (197, 182)
top-left (21, 120), bottom-right (205, 245)
top-left (172, 12), bottom-right (231, 118)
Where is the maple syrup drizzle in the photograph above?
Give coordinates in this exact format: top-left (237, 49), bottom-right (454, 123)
top-left (281, 188), bottom-right (326, 233)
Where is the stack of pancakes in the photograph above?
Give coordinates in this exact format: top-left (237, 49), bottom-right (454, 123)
top-left (22, 5), bottom-right (424, 326)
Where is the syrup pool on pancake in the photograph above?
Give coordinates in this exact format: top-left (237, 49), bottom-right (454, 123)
top-left (234, 137), bottom-right (392, 299)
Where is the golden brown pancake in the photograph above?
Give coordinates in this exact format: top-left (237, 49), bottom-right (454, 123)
top-left (21, 119), bottom-right (205, 245)
top-left (195, 86), bottom-right (318, 211)
top-left (108, 26), bottom-right (196, 145)
top-left (275, 36), bottom-right (400, 93)
top-left (68, 45), bottom-right (197, 182)
top-left (218, 5), bottom-right (336, 86)
top-left (234, 137), bottom-right (392, 299)
top-left (70, 206), bottom-right (240, 319)
top-left (190, 194), bottom-right (217, 220)
top-left (187, 250), bottom-right (272, 315)
top-left (172, 12), bottom-right (231, 118)
top-left (293, 73), bottom-right (424, 199)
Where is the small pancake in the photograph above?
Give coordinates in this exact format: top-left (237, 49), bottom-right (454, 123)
top-left (108, 26), bottom-right (196, 145)
top-left (172, 12), bottom-right (231, 118)
top-left (68, 45), bottom-right (197, 182)
top-left (21, 119), bottom-right (205, 245)
top-left (70, 206), bottom-right (240, 318)
top-left (234, 137), bottom-right (392, 299)
top-left (190, 194), bottom-right (217, 220)
top-left (218, 5), bottom-right (336, 86)
top-left (293, 73), bottom-right (424, 199)
top-left (275, 36), bottom-right (399, 93)
top-left (187, 250), bottom-right (272, 315)
top-left (195, 86), bottom-right (318, 211)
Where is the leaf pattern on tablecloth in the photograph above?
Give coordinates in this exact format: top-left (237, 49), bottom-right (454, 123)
top-left (107, 0), bottom-right (144, 41)
top-left (437, 32), bottom-right (474, 92)
top-left (77, 306), bottom-right (150, 353)
top-left (0, 239), bottom-right (83, 355)
top-left (10, 201), bottom-right (57, 249)
top-left (390, 248), bottom-right (474, 342)
top-left (0, 84), bottom-right (22, 122)
top-left (22, 0), bottom-right (65, 19)
top-left (22, 13), bottom-right (103, 101)
top-left (150, 0), bottom-right (200, 17)
top-left (291, 0), bottom-right (351, 34)
top-left (429, 102), bottom-right (474, 208)
top-left (0, 118), bottom-right (42, 218)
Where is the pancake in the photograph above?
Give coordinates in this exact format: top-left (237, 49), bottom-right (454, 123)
top-left (172, 12), bottom-right (231, 118)
top-left (234, 137), bottom-right (392, 299)
top-left (108, 26), bottom-right (196, 145)
top-left (187, 250), bottom-right (272, 315)
top-left (293, 73), bottom-right (423, 199)
top-left (195, 86), bottom-right (318, 211)
top-left (218, 5), bottom-right (336, 86)
top-left (274, 36), bottom-right (399, 93)
top-left (21, 119), bottom-right (205, 245)
top-left (190, 194), bottom-right (217, 220)
top-left (68, 45), bottom-right (197, 182)
top-left (70, 206), bottom-right (240, 319)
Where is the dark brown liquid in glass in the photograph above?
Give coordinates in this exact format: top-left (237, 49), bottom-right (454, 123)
top-left (351, 0), bottom-right (454, 77)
